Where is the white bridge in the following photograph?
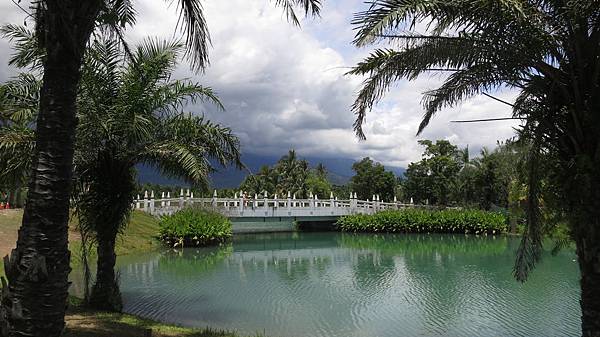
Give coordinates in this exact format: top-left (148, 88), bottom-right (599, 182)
top-left (134, 190), bottom-right (417, 220)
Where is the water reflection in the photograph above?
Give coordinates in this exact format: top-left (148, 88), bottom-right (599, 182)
top-left (103, 232), bottom-right (580, 337)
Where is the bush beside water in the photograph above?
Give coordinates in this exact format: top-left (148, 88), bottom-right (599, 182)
top-left (336, 209), bottom-right (507, 235)
top-left (159, 208), bottom-right (232, 247)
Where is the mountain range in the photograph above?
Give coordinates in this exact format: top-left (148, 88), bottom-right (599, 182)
top-left (137, 153), bottom-right (406, 188)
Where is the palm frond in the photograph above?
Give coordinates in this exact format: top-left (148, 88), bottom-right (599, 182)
top-left (273, 0), bottom-right (322, 26)
top-left (513, 137), bottom-right (543, 282)
top-left (0, 24), bottom-right (45, 70)
top-left (0, 73), bottom-right (41, 125)
top-left (172, 0), bottom-right (210, 72)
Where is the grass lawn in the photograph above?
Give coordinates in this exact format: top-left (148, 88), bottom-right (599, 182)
top-left (65, 297), bottom-right (261, 337)
top-left (0, 209), bottom-right (162, 278)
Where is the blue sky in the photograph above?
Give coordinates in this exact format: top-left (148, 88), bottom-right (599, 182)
top-left (0, 0), bottom-right (520, 167)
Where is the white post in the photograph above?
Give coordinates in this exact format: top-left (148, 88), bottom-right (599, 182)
top-left (330, 191), bottom-right (334, 209)
top-left (287, 191), bottom-right (292, 210)
top-left (179, 189), bottom-right (184, 209)
top-left (161, 192), bottom-right (165, 207)
top-left (150, 190), bottom-right (155, 215)
top-left (212, 190), bottom-right (217, 208)
top-left (263, 191), bottom-right (268, 210)
top-left (136, 194), bottom-right (140, 209)
top-left (350, 192), bottom-right (357, 211)
top-left (293, 193), bottom-right (296, 208)
top-left (238, 193), bottom-right (244, 212)
top-left (167, 192), bottom-right (171, 207)
top-left (186, 189), bottom-right (190, 207)
top-left (274, 194), bottom-right (278, 209)
top-left (144, 190), bottom-right (149, 211)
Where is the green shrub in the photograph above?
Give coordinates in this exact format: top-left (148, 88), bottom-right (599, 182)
top-left (336, 208), bottom-right (507, 235)
top-left (159, 207), bottom-right (232, 247)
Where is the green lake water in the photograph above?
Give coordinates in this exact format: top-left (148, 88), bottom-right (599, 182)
top-left (89, 232), bottom-right (581, 336)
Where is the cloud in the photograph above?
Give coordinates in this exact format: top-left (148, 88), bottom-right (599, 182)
top-left (0, 0), bottom-right (520, 168)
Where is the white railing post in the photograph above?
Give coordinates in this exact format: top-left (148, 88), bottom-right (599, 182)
top-left (150, 190), bottom-right (155, 215)
top-left (185, 189), bottom-right (190, 207)
top-left (287, 191), bottom-right (291, 210)
top-left (135, 194), bottom-right (140, 209)
top-left (330, 191), bottom-right (334, 209)
top-left (263, 191), bottom-right (268, 210)
top-left (144, 190), bottom-right (149, 211)
top-left (212, 190), bottom-right (217, 208)
top-left (238, 192), bottom-right (244, 212)
top-left (190, 191), bottom-right (194, 207)
top-left (167, 192), bottom-right (171, 207)
top-left (179, 189), bottom-right (184, 209)
top-left (350, 192), bottom-right (357, 212)
top-left (160, 192), bottom-right (165, 207)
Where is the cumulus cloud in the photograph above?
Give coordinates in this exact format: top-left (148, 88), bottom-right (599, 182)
top-left (0, 0), bottom-right (520, 168)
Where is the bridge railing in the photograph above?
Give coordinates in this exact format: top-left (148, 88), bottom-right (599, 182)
top-left (133, 190), bottom-right (418, 217)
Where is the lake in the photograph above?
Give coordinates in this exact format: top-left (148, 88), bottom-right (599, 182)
top-left (84, 232), bottom-right (581, 337)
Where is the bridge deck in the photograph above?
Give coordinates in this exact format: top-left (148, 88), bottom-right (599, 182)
top-left (134, 195), bottom-right (416, 218)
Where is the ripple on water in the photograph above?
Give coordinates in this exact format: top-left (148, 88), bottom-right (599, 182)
top-left (106, 233), bottom-right (581, 337)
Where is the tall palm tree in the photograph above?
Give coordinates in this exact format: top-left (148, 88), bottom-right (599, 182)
top-left (0, 37), bottom-right (242, 312)
top-left (76, 38), bottom-right (242, 311)
top-left (348, 1), bottom-right (600, 335)
top-left (2, 1), bottom-right (322, 335)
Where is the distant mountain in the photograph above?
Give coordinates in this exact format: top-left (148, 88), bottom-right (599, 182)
top-left (136, 153), bottom-right (406, 188)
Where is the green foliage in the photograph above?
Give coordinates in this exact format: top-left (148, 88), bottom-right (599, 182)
top-left (403, 140), bottom-right (461, 205)
top-left (239, 150), bottom-right (332, 199)
top-left (337, 209), bottom-right (507, 235)
top-left (349, 157), bottom-right (396, 201)
top-left (159, 208), bottom-right (232, 247)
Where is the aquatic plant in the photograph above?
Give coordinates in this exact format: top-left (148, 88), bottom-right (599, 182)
top-left (159, 207), bottom-right (232, 247)
top-left (336, 209), bottom-right (507, 235)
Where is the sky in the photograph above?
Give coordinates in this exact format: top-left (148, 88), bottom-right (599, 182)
top-left (0, 0), bottom-right (521, 168)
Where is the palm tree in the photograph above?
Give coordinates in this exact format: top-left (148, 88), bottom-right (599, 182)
top-left (0, 37), bottom-right (242, 312)
top-left (76, 38), bottom-right (242, 311)
top-left (348, 1), bottom-right (600, 334)
top-left (1, 1), bottom-right (322, 335)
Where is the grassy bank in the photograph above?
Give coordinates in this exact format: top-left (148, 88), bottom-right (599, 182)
top-left (0, 210), bottom-right (161, 278)
top-left (2, 210), bottom-right (261, 336)
top-left (337, 208), bottom-right (508, 235)
top-left (64, 297), bottom-right (263, 337)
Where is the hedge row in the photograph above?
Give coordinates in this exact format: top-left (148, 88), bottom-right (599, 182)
top-left (336, 209), bottom-right (507, 235)
top-left (159, 207), bottom-right (232, 247)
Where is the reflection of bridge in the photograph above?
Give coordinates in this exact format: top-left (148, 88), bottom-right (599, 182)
top-left (134, 190), bottom-right (417, 220)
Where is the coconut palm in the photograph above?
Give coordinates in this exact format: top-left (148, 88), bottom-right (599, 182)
top-left (349, 1), bottom-right (600, 334)
top-left (1, 1), bottom-right (322, 335)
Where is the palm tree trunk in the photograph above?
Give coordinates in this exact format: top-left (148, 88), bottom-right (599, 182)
top-left (89, 234), bottom-right (122, 312)
top-left (574, 184), bottom-right (600, 337)
top-left (563, 153), bottom-right (600, 336)
top-left (0, 2), bottom-right (101, 337)
top-left (579, 241), bottom-right (600, 337)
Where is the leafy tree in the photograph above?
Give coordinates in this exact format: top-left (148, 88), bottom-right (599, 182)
top-left (403, 140), bottom-right (461, 205)
top-left (0, 38), bottom-right (242, 312)
top-left (349, 157), bottom-right (396, 201)
top-left (306, 171), bottom-right (332, 199)
top-left (0, 1), bottom-right (322, 335)
top-left (349, 1), bottom-right (600, 333)
top-left (239, 150), bottom-right (332, 198)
